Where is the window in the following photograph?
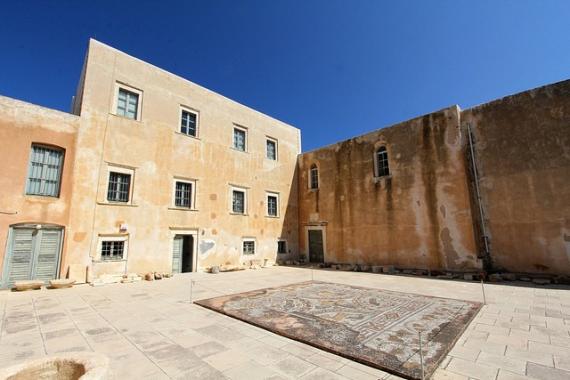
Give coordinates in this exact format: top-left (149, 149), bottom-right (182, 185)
top-left (233, 126), bottom-right (247, 151)
top-left (116, 88), bottom-right (140, 120)
top-left (174, 180), bottom-right (193, 208)
top-left (180, 108), bottom-right (198, 137)
top-left (231, 187), bottom-right (246, 214)
top-left (26, 145), bottom-right (64, 197)
top-left (278, 240), bottom-right (287, 254)
top-left (266, 192), bottom-right (279, 217)
top-left (243, 239), bottom-right (255, 255)
top-left (101, 240), bottom-right (124, 260)
top-left (309, 164), bottom-right (319, 189)
top-left (266, 138), bottom-right (277, 160)
top-left (375, 146), bottom-right (390, 177)
top-left (107, 172), bottom-right (131, 202)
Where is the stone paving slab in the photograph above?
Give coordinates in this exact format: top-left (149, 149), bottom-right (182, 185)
top-left (196, 281), bottom-right (481, 379)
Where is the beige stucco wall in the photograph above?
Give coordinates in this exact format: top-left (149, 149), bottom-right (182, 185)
top-left (297, 106), bottom-right (481, 272)
top-left (64, 39), bottom-right (300, 277)
top-left (462, 79), bottom-right (570, 275)
top-left (0, 96), bottom-right (79, 280)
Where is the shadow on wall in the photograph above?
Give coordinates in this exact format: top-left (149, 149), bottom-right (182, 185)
top-left (277, 163), bottom-right (299, 264)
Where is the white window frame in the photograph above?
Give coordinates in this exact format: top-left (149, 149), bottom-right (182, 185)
top-left (266, 137), bottom-right (278, 160)
top-left (105, 164), bottom-right (135, 204)
top-left (230, 185), bottom-right (248, 215)
top-left (171, 178), bottom-right (197, 210)
top-left (373, 146), bottom-right (390, 178)
top-left (277, 239), bottom-right (288, 254)
top-left (242, 237), bottom-right (256, 256)
top-left (112, 82), bottom-right (143, 121)
top-left (266, 191), bottom-right (280, 218)
top-left (96, 235), bottom-right (128, 262)
top-left (309, 164), bottom-right (319, 190)
top-left (232, 125), bottom-right (248, 152)
top-left (179, 105), bottom-right (199, 138)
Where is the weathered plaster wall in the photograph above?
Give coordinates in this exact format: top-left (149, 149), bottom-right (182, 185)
top-left (0, 96), bottom-right (78, 278)
top-left (462, 80), bottom-right (570, 275)
top-left (298, 106), bottom-right (480, 271)
top-left (65, 39), bottom-right (300, 276)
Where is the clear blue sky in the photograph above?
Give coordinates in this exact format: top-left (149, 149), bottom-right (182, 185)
top-left (1, 1), bottom-right (569, 151)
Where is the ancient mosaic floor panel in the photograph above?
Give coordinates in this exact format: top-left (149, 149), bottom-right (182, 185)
top-left (195, 281), bottom-right (482, 379)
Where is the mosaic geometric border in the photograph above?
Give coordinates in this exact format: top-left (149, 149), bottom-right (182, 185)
top-left (195, 281), bottom-right (482, 379)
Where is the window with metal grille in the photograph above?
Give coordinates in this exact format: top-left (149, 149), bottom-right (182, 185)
top-left (310, 164), bottom-right (319, 189)
top-left (267, 195), bottom-right (278, 216)
top-left (375, 147), bottom-right (390, 177)
top-left (266, 139), bottom-right (277, 160)
top-left (278, 240), bottom-right (287, 254)
top-left (181, 110), bottom-right (197, 137)
top-left (107, 172), bottom-right (131, 202)
top-left (116, 88), bottom-right (139, 119)
top-left (243, 240), bottom-right (255, 255)
top-left (175, 181), bottom-right (192, 208)
top-left (232, 190), bottom-right (245, 214)
top-left (233, 128), bottom-right (246, 151)
top-left (26, 145), bottom-right (64, 197)
top-left (101, 241), bottom-right (124, 260)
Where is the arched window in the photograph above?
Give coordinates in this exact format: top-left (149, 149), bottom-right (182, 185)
top-left (309, 164), bottom-right (319, 189)
top-left (375, 147), bottom-right (390, 177)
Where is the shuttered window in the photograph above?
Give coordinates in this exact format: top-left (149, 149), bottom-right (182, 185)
top-left (181, 110), bottom-right (197, 137)
top-left (117, 88), bottom-right (139, 120)
top-left (233, 127), bottom-right (246, 151)
top-left (243, 240), bottom-right (255, 255)
top-left (174, 181), bottom-right (192, 208)
top-left (101, 241), bottom-right (124, 260)
top-left (26, 145), bottom-right (64, 197)
top-left (107, 172), bottom-right (131, 202)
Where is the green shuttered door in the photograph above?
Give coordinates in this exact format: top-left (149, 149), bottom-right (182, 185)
top-left (2, 227), bottom-right (62, 288)
top-left (172, 235), bottom-right (183, 274)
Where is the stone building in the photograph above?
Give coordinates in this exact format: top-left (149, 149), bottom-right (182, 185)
top-left (0, 39), bottom-right (568, 288)
top-left (298, 80), bottom-right (570, 275)
top-left (0, 39), bottom-right (300, 287)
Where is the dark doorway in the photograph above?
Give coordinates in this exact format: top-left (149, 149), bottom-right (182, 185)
top-left (181, 235), bottom-right (194, 273)
top-left (173, 234), bottom-right (194, 273)
top-left (308, 229), bottom-right (324, 263)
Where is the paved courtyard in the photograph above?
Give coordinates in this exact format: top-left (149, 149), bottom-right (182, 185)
top-left (0, 267), bottom-right (570, 379)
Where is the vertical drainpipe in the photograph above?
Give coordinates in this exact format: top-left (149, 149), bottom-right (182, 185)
top-left (466, 123), bottom-right (492, 271)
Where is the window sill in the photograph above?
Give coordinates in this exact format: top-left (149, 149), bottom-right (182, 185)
top-left (230, 212), bottom-right (248, 216)
top-left (97, 201), bottom-right (138, 207)
top-left (110, 113), bottom-right (141, 123)
top-left (230, 147), bottom-right (248, 154)
top-left (373, 175), bottom-right (392, 184)
top-left (265, 215), bottom-right (280, 219)
top-left (308, 188), bottom-right (319, 192)
top-left (168, 207), bottom-right (199, 212)
top-left (24, 194), bottom-right (60, 200)
top-left (93, 259), bottom-right (127, 263)
top-left (175, 131), bottom-right (200, 140)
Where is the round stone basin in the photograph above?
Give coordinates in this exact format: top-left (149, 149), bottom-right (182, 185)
top-left (0, 353), bottom-right (110, 380)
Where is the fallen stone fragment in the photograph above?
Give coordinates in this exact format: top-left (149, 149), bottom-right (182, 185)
top-left (14, 280), bottom-right (44, 291)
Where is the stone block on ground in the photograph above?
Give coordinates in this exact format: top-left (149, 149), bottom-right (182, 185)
top-left (489, 274), bottom-right (502, 282)
top-left (144, 272), bottom-right (154, 281)
top-left (14, 280), bottom-right (44, 291)
top-left (501, 273), bottom-right (516, 281)
top-left (532, 278), bottom-right (551, 285)
top-left (372, 266), bottom-right (382, 273)
top-left (382, 265), bottom-right (395, 274)
top-left (49, 279), bottom-right (75, 289)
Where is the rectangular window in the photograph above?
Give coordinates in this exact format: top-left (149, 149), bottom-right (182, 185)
top-left (107, 172), bottom-right (131, 202)
top-left (267, 192), bottom-right (279, 217)
top-left (26, 145), bottom-right (64, 197)
top-left (101, 240), bottom-right (124, 260)
top-left (174, 181), bottom-right (193, 208)
top-left (180, 109), bottom-right (197, 137)
top-left (266, 138), bottom-right (277, 160)
top-left (233, 127), bottom-right (247, 151)
top-left (243, 240), bottom-right (255, 255)
top-left (116, 88), bottom-right (139, 120)
top-left (278, 240), bottom-right (287, 254)
top-left (232, 189), bottom-right (246, 214)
